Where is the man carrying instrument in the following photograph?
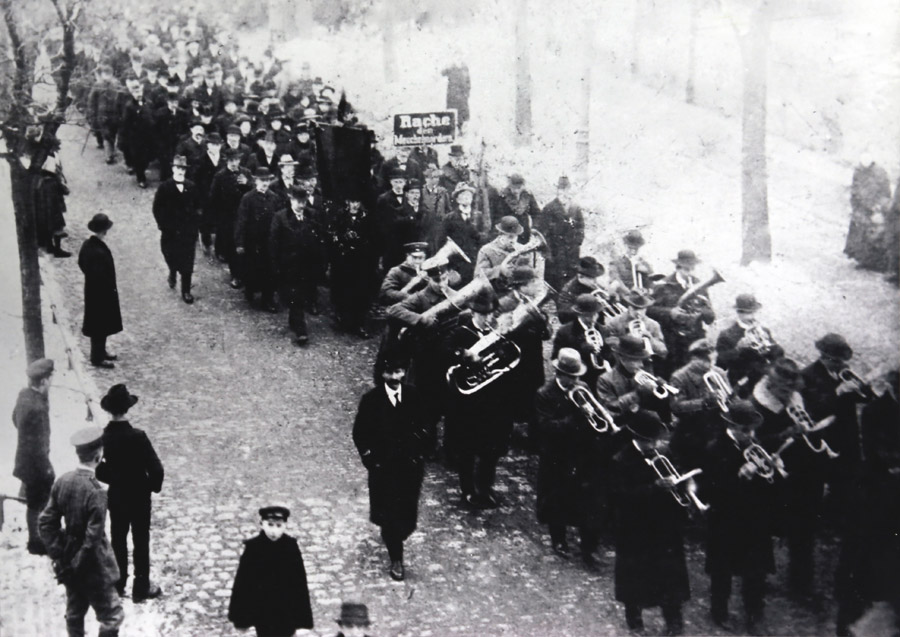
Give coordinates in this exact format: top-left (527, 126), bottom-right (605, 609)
top-left (596, 334), bottom-right (671, 423)
top-left (444, 290), bottom-right (516, 507)
top-left (700, 401), bottom-right (775, 634)
top-left (648, 249), bottom-right (716, 377)
top-left (552, 294), bottom-right (612, 391)
top-left (751, 358), bottom-right (831, 601)
top-left (379, 242), bottom-right (428, 305)
top-left (609, 410), bottom-right (690, 636)
top-left (716, 294), bottom-right (783, 395)
top-left (533, 348), bottom-right (610, 570)
top-left (669, 338), bottom-right (730, 470)
top-left (556, 256), bottom-right (606, 325)
top-left (604, 289), bottom-right (668, 367)
top-left (475, 215), bottom-right (544, 284)
top-left (609, 229), bottom-right (654, 295)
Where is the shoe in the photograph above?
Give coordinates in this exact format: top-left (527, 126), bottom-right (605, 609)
top-left (103, 352), bottom-right (118, 361)
top-left (91, 360), bottom-right (115, 369)
top-left (137, 180), bottom-right (147, 189)
top-left (308, 303), bottom-right (320, 316)
top-left (51, 248), bottom-right (72, 258)
top-left (182, 292), bottom-right (195, 304)
top-left (551, 541), bottom-right (570, 558)
top-left (229, 279), bottom-right (243, 289)
top-left (389, 561), bottom-right (404, 581)
top-left (294, 335), bottom-right (309, 346)
top-left (105, 157), bottom-right (116, 165)
top-left (167, 272), bottom-right (177, 289)
top-left (26, 540), bottom-right (47, 555)
top-left (132, 581), bottom-right (162, 603)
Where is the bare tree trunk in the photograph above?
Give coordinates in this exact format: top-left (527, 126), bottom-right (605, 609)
top-left (381, 8), bottom-right (397, 83)
top-left (575, 17), bottom-right (594, 172)
top-left (685, 0), bottom-right (699, 104)
top-left (513, 0), bottom-right (531, 145)
top-left (738, 9), bottom-right (772, 265)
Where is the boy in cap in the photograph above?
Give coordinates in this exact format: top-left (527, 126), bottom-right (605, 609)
top-left (39, 428), bottom-right (124, 637)
top-left (333, 602), bottom-right (372, 637)
top-left (700, 400), bottom-right (775, 632)
top-left (95, 384), bottom-right (164, 601)
top-left (609, 410), bottom-right (690, 635)
top-left (228, 505), bottom-right (314, 636)
top-left (12, 358), bottom-right (56, 554)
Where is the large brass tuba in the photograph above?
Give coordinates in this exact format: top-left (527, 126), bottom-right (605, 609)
top-left (401, 238), bottom-right (473, 296)
top-left (568, 385), bottom-right (621, 434)
top-left (446, 325), bottom-right (523, 396)
top-left (419, 275), bottom-right (495, 323)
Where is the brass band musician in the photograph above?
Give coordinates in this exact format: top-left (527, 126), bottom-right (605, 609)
top-left (609, 229), bottom-right (654, 295)
top-left (604, 289), bottom-right (668, 365)
top-left (715, 294), bottom-right (783, 395)
top-left (557, 256), bottom-right (607, 325)
top-left (552, 294), bottom-right (612, 391)
top-left (378, 242), bottom-right (428, 305)
top-left (474, 215), bottom-right (544, 284)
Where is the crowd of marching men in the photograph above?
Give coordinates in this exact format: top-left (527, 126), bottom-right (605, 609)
top-left (20, 9), bottom-right (900, 637)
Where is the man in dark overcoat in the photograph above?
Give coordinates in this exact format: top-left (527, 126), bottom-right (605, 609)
top-left (844, 155), bottom-right (892, 271)
top-left (438, 145), bottom-right (469, 194)
top-left (95, 384), bottom-right (164, 602)
top-left (437, 183), bottom-right (488, 283)
top-left (535, 176), bottom-right (585, 293)
top-left (208, 147), bottom-right (253, 286)
top-left (556, 256), bottom-right (605, 324)
top-left (153, 90), bottom-right (189, 182)
top-left (533, 349), bottom-right (610, 569)
top-left (88, 64), bottom-right (123, 164)
top-left (12, 358), bottom-right (56, 554)
top-left (39, 428), bottom-right (124, 637)
top-left (152, 155), bottom-right (201, 304)
top-left (269, 185), bottom-right (326, 345)
top-left (609, 411), bottom-right (690, 635)
top-left (120, 83), bottom-right (155, 188)
top-left (192, 132), bottom-right (224, 257)
top-left (32, 153), bottom-right (71, 257)
top-left (494, 173), bottom-right (541, 243)
top-left (551, 294), bottom-right (611, 392)
top-left (715, 293), bottom-right (783, 394)
top-left (353, 353), bottom-right (429, 582)
top-left (78, 214), bottom-right (122, 368)
top-left (235, 167), bottom-right (279, 311)
top-left (328, 199), bottom-right (379, 338)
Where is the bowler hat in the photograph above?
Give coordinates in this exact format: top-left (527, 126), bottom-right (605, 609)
top-left (87, 213), bottom-right (114, 233)
top-left (380, 348), bottom-right (409, 372)
top-left (626, 410), bottom-right (668, 441)
top-left (70, 427), bottom-right (104, 453)
top-left (687, 338), bottom-right (713, 356)
top-left (612, 334), bottom-right (651, 359)
top-left (734, 294), bottom-right (762, 312)
top-left (189, 119), bottom-right (205, 130)
top-left (577, 256), bottom-right (603, 277)
top-left (100, 384), bottom-right (139, 414)
top-left (171, 155), bottom-right (189, 168)
top-left (766, 357), bottom-right (803, 390)
top-left (508, 173), bottom-right (525, 186)
top-left (388, 167), bottom-right (407, 182)
top-left (722, 400), bottom-right (763, 430)
top-left (223, 147), bottom-right (241, 159)
top-left (814, 333), bottom-right (853, 361)
top-left (495, 216), bottom-right (524, 236)
top-left (205, 132), bottom-right (223, 145)
top-left (296, 165), bottom-right (316, 181)
top-left (623, 229), bottom-right (645, 247)
top-left (622, 289), bottom-right (654, 309)
top-left (278, 154), bottom-right (298, 166)
top-left (672, 249), bottom-right (700, 266)
top-left (552, 347), bottom-right (587, 377)
top-left (468, 290), bottom-right (497, 314)
top-left (336, 602), bottom-right (371, 628)
top-left (573, 293), bottom-right (601, 315)
top-left (258, 505), bottom-right (290, 521)
top-left (289, 184), bottom-right (308, 200)
top-left (226, 125), bottom-right (241, 136)
top-left (254, 167), bottom-right (274, 180)
top-left (25, 358), bottom-right (54, 381)
top-left (449, 144), bottom-right (465, 157)
top-left (404, 179), bottom-right (422, 192)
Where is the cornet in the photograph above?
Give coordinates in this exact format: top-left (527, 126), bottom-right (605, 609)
top-left (568, 385), bottom-right (621, 434)
top-left (644, 448), bottom-right (709, 512)
top-left (838, 368), bottom-right (875, 401)
top-left (785, 404), bottom-right (839, 459)
top-left (584, 326), bottom-right (608, 371)
top-left (744, 322), bottom-right (774, 355)
top-left (634, 370), bottom-right (680, 399)
top-left (703, 370), bottom-right (733, 413)
top-left (591, 287), bottom-right (627, 319)
top-left (628, 318), bottom-right (654, 356)
top-left (742, 439), bottom-right (792, 483)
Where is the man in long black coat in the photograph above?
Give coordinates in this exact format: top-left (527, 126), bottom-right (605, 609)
top-left (154, 92), bottom-right (188, 181)
top-left (120, 84), bottom-right (156, 188)
top-left (535, 176), bottom-right (585, 293)
top-left (208, 147), bottom-right (252, 286)
top-left (269, 185), bottom-right (325, 345)
top-left (328, 199), bottom-right (379, 338)
top-left (353, 353), bottom-right (428, 582)
top-left (12, 358), bottom-right (56, 554)
top-left (153, 155), bottom-right (201, 304)
top-left (78, 214), bottom-right (122, 367)
top-left (32, 153), bottom-right (71, 257)
top-left (95, 384), bottom-right (164, 602)
top-left (235, 168), bottom-right (280, 311)
top-left (192, 133), bottom-right (224, 256)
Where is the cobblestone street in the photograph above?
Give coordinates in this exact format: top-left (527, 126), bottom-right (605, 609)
top-left (1, 124), bottom-right (873, 636)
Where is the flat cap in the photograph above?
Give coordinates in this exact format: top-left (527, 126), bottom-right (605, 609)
top-left (70, 426), bottom-right (104, 451)
top-left (258, 505), bottom-right (290, 521)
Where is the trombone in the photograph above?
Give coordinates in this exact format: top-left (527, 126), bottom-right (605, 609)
top-left (785, 404), bottom-right (839, 458)
top-left (703, 370), bottom-right (733, 413)
top-left (634, 369), bottom-right (680, 399)
top-left (568, 384), bottom-right (621, 434)
top-left (643, 447), bottom-right (709, 512)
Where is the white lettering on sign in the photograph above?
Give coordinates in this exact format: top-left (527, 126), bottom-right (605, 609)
top-left (397, 114), bottom-right (452, 129)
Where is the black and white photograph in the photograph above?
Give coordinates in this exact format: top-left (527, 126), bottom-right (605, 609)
top-left (0, 0), bottom-right (898, 635)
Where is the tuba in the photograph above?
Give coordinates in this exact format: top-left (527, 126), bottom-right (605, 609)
top-left (644, 448), bottom-right (709, 512)
top-left (400, 238), bottom-right (472, 296)
top-left (446, 328), bottom-right (521, 395)
top-left (676, 269), bottom-right (725, 310)
top-left (742, 439), bottom-right (792, 483)
top-left (703, 370), bottom-right (733, 413)
top-left (785, 404), bottom-right (839, 458)
top-left (634, 369), bottom-right (680, 399)
top-left (744, 322), bottom-right (774, 355)
top-left (419, 275), bottom-right (494, 323)
top-left (500, 229), bottom-right (549, 268)
top-left (568, 384), bottom-right (621, 434)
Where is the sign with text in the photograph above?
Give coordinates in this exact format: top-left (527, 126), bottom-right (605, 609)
top-left (392, 110), bottom-right (457, 146)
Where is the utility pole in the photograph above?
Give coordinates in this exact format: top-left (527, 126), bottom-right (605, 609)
top-left (575, 17), bottom-right (594, 172)
top-left (513, 0), bottom-right (532, 145)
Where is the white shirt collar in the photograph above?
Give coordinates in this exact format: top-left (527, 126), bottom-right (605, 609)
top-left (385, 384), bottom-right (402, 404)
top-left (752, 380), bottom-right (803, 414)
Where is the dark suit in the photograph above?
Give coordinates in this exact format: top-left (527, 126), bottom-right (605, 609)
top-left (96, 420), bottom-right (164, 592)
top-left (648, 273), bottom-right (715, 376)
top-left (39, 468), bottom-right (124, 636)
top-left (120, 96), bottom-right (155, 183)
top-left (208, 166), bottom-right (252, 274)
top-left (269, 207), bottom-right (324, 338)
top-left (235, 189), bottom-right (280, 304)
top-left (192, 150), bottom-right (224, 249)
top-left (716, 322), bottom-right (783, 394)
top-left (353, 383), bottom-right (428, 562)
top-left (78, 235), bottom-right (122, 363)
top-left (152, 179), bottom-right (201, 294)
top-left (551, 319), bottom-right (611, 391)
top-left (535, 198), bottom-right (585, 292)
top-left (153, 105), bottom-right (189, 180)
top-left (12, 387), bottom-right (54, 547)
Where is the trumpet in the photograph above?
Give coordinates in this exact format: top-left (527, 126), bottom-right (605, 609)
top-left (584, 326), bottom-right (609, 371)
top-left (703, 370), bottom-right (733, 413)
top-left (628, 318), bottom-right (654, 356)
top-left (785, 404), bottom-right (839, 458)
top-left (568, 384), bottom-right (621, 434)
top-left (634, 369), bottom-right (680, 399)
top-left (741, 438), bottom-right (792, 483)
top-left (631, 259), bottom-right (645, 292)
top-left (591, 287), bottom-right (627, 319)
top-left (501, 229), bottom-right (548, 268)
top-left (744, 322), bottom-right (774, 355)
top-left (838, 368), bottom-right (875, 401)
top-left (644, 449), bottom-right (710, 512)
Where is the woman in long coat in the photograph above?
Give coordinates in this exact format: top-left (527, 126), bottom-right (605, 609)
top-left (78, 214), bottom-right (122, 367)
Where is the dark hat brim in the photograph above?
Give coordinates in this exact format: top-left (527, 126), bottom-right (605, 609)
top-left (100, 393), bottom-right (139, 414)
top-left (552, 359), bottom-right (587, 376)
top-left (87, 216), bottom-right (114, 233)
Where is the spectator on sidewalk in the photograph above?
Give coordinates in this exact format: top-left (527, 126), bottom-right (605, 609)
top-left (78, 213), bottom-right (122, 369)
top-left (12, 358), bottom-right (56, 555)
top-left (32, 153), bottom-right (72, 257)
top-left (228, 504), bottom-right (314, 636)
top-left (95, 384), bottom-right (164, 602)
top-left (39, 427), bottom-right (124, 637)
